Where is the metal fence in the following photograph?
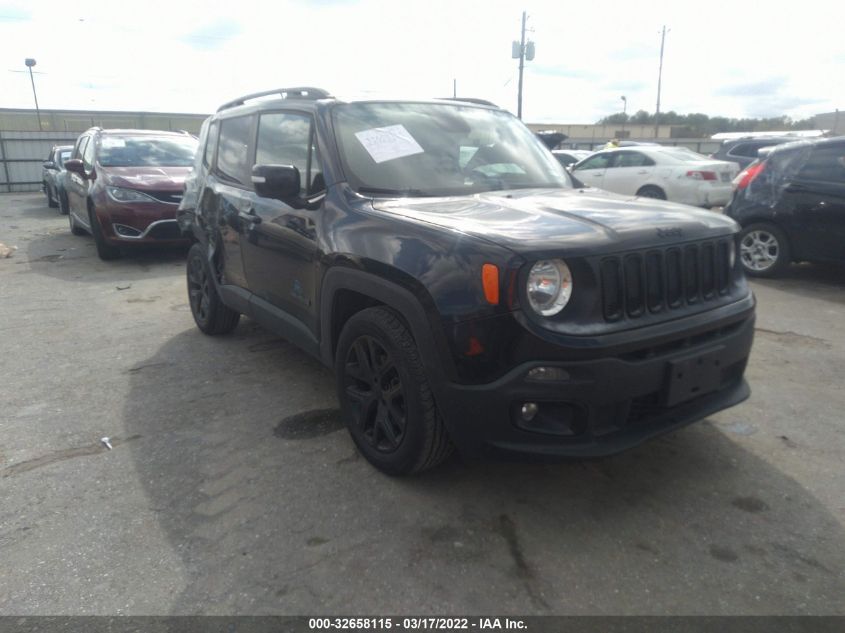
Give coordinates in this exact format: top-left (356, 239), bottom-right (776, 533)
top-left (0, 130), bottom-right (80, 192)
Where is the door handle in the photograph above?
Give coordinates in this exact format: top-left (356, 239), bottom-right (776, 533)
top-left (785, 183), bottom-right (807, 193)
top-left (637, 170), bottom-right (648, 175)
top-left (238, 209), bottom-right (262, 225)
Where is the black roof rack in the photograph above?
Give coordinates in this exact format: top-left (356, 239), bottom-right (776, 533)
top-left (439, 97), bottom-right (498, 107)
top-left (217, 87), bottom-right (331, 112)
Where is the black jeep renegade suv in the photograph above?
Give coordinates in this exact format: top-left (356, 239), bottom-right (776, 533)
top-left (178, 87), bottom-right (755, 475)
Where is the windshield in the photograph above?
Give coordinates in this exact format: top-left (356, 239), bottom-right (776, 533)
top-left (332, 102), bottom-right (571, 196)
top-left (98, 136), bottom-right (198, 167)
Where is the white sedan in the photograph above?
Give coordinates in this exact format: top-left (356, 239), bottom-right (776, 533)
top-left (571, 146), bottom-right (739, 208)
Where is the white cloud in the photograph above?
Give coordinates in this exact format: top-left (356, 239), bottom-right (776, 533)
top-left (0, 0), bottom-right (842, 122)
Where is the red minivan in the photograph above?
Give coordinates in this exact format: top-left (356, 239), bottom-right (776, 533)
top-left (65, 128), bottom-right (198, 260)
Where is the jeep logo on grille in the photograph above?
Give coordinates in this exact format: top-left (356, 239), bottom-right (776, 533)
top-left (657, 227), bottom-right (683, 238)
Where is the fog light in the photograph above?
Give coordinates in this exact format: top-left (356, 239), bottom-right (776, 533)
top-left (521, 402), bottom-right (539, 421)
top-left (526, 367), bottom-right (570, 382)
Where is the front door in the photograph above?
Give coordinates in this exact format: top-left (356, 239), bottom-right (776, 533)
top-left (66, 135), bottom-right (92, 228)
top-left (601, 150), bottom-right (656, 196)
top-left (781, 142), bottom-right (845, 263)
top-left (241, 111), bottom-right (325, 336)
top-left (571, 152), bottom-right (613, 190)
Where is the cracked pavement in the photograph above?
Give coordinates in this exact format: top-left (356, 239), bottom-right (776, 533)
top-left (1, 192), bottom-right (844, 615)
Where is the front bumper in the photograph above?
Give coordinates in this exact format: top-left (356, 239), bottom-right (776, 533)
top-left (436, 310), bottom-right (754, 459)
top-left (98, 201), bottom-right (189, 245)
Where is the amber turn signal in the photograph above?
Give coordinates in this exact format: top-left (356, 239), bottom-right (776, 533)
top-left (482, 264), bottom-right (499, 305)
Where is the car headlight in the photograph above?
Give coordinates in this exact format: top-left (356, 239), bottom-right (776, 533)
top-left (526, 259), bottom-right (573, 316)
top-left (107, 186), bottom-right (156, 203)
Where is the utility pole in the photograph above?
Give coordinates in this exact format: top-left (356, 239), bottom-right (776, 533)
top-left (621, 95), bottom-right (627, 136)
top-left (453, 78), bottom-right (457, 98)
top-left (654, 26), bottom-right (667, 140)
top-left (517, 11), bottom-right (527, 119)
top-left (25, 58), bottom-right (43, 131)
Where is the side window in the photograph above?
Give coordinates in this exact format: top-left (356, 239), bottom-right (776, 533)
top-left (616, 151), bottom-right (654, 168)
top-left (796, 145), bottom-right (845, 183)
top-left (217, 115), bottom-right (253, 186)
top-left (74, 136), bottom-right (89, 160)
top-left (82, 136), bottom-right (96, 171)
top-left (575, 153), bottom-right (612, 171)
top-left (729, 143), bottom-right (758, 158)
top-left (256, 112), bottom-right (324, 195)
top-left (203, 121), bottom-right (219, 168)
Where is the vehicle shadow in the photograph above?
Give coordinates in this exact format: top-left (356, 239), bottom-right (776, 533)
top-left (20, 225), bottom-right (188, 283)
top-left (751, 262), bottom-right (845, 305)
top-left (123, 327), bottom-right (845, 616)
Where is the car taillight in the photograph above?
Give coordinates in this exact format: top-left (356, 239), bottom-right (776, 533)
top-left (686, 170), bottom-right (717, 181)
top-left (734, 162), bottom-right (765, 190)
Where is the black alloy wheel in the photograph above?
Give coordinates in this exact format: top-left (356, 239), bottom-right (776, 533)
top-left (335, 307), bottom-right (453, 475)
top-left (186, 243), bottom-right (240, 335)
top-left (343, 335), bottom-right (407, 453)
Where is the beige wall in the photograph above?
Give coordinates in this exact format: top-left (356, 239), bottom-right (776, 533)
top-left (528, 122), bottom-right (679, 140)
top-left (0, 108), bottom-right (208, 134)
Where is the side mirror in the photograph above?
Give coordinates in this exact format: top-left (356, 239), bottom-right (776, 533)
top-left (64, 159), bottom-right (85, 176)
top-left (251, 164), bottom-right (300, 201)
top-left (43, 160), bottom-right (56, 170)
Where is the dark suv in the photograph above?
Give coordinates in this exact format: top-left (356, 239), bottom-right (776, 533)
top-left (710, 136), bottom-right (801, 170)
top-left (64, 128), bottom-right (198, 259)
top-left (725, 137), bottom-right (845, 277)
top-left (179, 87), bottom-right (755, 475)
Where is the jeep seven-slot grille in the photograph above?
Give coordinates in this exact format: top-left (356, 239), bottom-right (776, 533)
top-left (600, 239), bottom-right (732, 322)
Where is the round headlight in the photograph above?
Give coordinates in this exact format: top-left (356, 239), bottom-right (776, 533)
top-left (526, 259), bottom-right (573, 316)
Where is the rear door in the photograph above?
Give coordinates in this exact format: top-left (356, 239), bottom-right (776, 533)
top-left (600, 150), bottom-right (656, 195)
top-left (779, 142), bottom-right (845, 262)
top-left (571, 152), bottom-right (613, 189)
top-left (241, 110), bottom-right (326, 336)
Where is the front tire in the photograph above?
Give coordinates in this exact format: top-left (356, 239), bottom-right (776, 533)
top-left (186, 243), bottom-right (240, 335)
top-left (58, 189), bottom-right (70, 215)
top-left (46, 183), bottom-right (58, 208)
top-left (335, 307), bottom-right (453, 475)
top-left (739, 222), bottom-right (791, 277)
top-left (88, 205), bottom-right (121, 260)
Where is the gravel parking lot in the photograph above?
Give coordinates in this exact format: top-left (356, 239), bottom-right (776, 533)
top-left (1, 192), bottom-right (844, 615)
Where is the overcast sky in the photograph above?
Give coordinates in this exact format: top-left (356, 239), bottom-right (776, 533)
top-left (1, 0), bottom-right (842, 123)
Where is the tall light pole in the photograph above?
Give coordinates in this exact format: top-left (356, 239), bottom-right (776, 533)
top-left (25, 58), bottom-right (43, 131)
top-left (621, 95), bottom-right (627, 136)
top-left (512, 11), bottom-right (535, 120)
top-left (654, 26), bottom-right (667, 140)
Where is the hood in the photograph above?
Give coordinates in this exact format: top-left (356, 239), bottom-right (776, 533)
top-left (102, 166), bottom-right (191, 191)
top-left (371, 187), bottom-right (739, 256)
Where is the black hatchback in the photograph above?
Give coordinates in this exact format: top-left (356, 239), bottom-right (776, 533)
top-left (725, 137), bottom-right (845, 277)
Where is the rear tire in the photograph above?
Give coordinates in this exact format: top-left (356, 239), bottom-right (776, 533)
top-left (335, 307), bottom-right (453, 475)
top-left (88, 205), bottom-right (121, 260)
top-left (636, 185), bottom-right (666, 200)
top-left (739, 222), bottom-right (791, 278)
top-left (186, 243), bottom-right (240, 335)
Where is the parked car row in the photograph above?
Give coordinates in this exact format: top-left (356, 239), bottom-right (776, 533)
top-left (59, 129), bottom-right (198, 259)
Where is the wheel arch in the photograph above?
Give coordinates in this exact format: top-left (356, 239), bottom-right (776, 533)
top-left (320, 267), bottom-right (458, 386)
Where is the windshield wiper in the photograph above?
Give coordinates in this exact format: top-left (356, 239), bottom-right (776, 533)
top-left (357, 186), bottom-right (435, 197)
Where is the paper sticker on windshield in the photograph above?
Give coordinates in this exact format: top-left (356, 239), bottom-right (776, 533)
top-left (101, 138), bottom-right (126, 148)
top-left (355, 125), bottom-right (423, 164)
